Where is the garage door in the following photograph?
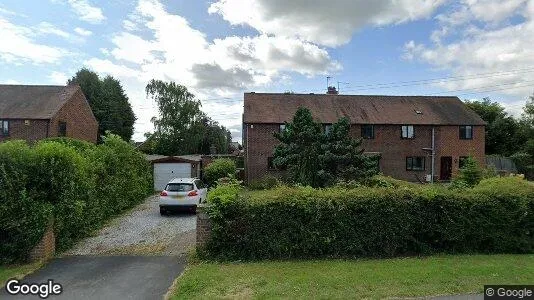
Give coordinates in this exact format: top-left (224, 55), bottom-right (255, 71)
top-left (154, 163), bottom-right (192, 191)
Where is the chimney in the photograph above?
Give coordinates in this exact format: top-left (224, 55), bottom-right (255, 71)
top-left (327, 86), bottom-right (338, 95)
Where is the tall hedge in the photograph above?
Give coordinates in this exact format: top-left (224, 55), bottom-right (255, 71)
top-left (202, 177), bottom-right (534, 260)
top-left (0, 134), bottom-right (153, 263)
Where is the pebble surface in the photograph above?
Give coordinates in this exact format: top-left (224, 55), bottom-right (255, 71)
top-left (65, 195), bottom-right (196, 256)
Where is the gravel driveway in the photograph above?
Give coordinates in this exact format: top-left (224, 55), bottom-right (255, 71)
top-left (65, 195), bottom-right (196, 256)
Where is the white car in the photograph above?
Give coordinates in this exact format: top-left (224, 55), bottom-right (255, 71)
top-left (159, 178), bottom-right (207, 215)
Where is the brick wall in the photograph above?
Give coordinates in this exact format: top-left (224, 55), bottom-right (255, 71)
top-left (49, 88), bottom-right (98, 143)
top-left (0, 119), bottom-right (49, 143)
top-left (196, 204), bottom-right (211, 248)
top-left (29, 218), bottom-right (55, 262)
top-left (0, 89), bottom-right (98, 144)
top-left (244, 123), bottom-right (485, 183)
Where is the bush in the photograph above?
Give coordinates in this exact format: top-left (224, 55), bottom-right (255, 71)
top-left (204, 159), bottom-right (236, 186)
top-left (0, 134), bottom-right (153, 263)
top-left (453, 156), bottom-right (483, 188)
top-left (248, 175), bottom-right (281, 190)
top-left (201, 177), bottom-right (534, 260)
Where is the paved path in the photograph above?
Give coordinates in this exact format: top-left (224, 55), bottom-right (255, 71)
top-left (1, 256), bottom-right (186, 300)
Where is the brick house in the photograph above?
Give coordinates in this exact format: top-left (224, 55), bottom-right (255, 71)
top-left (243, 93), bottom-right (486, 183)
top-left (0, 84), bottom-right (98, 144)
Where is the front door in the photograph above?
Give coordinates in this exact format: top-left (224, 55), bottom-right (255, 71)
top-left (440, 156), bottom-right (452, 181)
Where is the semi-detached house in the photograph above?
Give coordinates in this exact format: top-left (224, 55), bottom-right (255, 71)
top-left (243, 93), bottom-right (486, 183)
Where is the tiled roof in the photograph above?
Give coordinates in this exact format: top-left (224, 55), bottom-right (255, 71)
top-left (244, 93), bottom-right (486, 125)
top-left (0, 85), bottom-right (79, 119)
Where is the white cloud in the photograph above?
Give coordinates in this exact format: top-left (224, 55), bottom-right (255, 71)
top-left (209, 0), bottom-right (447, 47)
top-left (110, 32), bottom-right (156, 64)
top-left (48, 71), bottom-right (68, 85)
top-left (406, 0), bottom-right (534, 98)
top-left (74, 27), bottom-right (92, 36)
top-left (91, 0), bottom-right (341, 141)
top-left (36, 22), bottom-right (70, 38)
top-left (1, 79), bottom-right (21, 84)
top-left (65, 0), bottom-right (105, 24)
top-left (0, 18), bottom-right (66, 64)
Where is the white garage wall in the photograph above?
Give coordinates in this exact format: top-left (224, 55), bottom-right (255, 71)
top-left (154, 163), bottom-right (192, 191)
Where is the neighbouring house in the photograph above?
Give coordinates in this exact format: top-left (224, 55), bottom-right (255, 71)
top-left (0, 84), bottom-right (98, 144)
top-left (147, 153), bottom-right (242, 190)
top-left (243, 92), bottom-right (486, 183)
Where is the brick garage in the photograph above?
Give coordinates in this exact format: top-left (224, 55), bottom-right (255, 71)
top-left (0, 84), bottom-right (98, 144)
top-left (243, 93), bottom-right (486, 183)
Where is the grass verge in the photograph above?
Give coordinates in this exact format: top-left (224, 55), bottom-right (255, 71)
top-left (171, 254), bottom-right (533, 299)
top-left (0, 261), bottom-right (44, 287)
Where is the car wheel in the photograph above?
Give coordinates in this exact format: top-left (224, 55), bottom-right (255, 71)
top-left (160, 208), bottom-right (167, 216)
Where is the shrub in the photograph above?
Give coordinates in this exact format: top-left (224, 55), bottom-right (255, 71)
top-left (453, 156), bottom-right (483, 187)
top-left (204, 159), bottom-right (236, 186)
top-left (202, 177), bottom-right (534, 260)
top-left (248, 175), bottom-right (281, 190)
top-left (0, 134), bottom-right (153, 263)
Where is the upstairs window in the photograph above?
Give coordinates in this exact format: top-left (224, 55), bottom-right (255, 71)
top-left (58, 121), bottom-right (67, 137)
top-left (0, 120), bottom-right (9, 136)
top-left (279, 124), bottom-right (286, 133)
top-left (401, 125), bottom-right (414, 139)
top-left (361, 125), bottom-right (375, 139)
top-left (459, 125), bottom-right (473, 140)
top-left (406, 157), bottom-right (425, 171)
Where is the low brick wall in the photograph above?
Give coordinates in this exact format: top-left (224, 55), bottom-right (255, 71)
top-left (29, 218), bottom-right (55, 262)
top-left (196, 204), bottom-right (211, 248)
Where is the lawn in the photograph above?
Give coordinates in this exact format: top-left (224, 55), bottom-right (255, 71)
top-left (171, 254), bottom-right (534, 299)
top-left (0, 262), bottom-right (43, 288)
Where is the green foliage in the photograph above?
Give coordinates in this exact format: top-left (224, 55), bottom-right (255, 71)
top-left (274, 108), bottom-right (378, 188)
top-left (204, 159), bottom-right (237, 186)
top-left (452, 156), bottom-right (483, 188)
top-left (0, 142), bottom-right (53, 263)
top-left (248, 175), bottom-right (282, 190)
top-left (465, 98), bottom-right (526, 156)
top-left (69, 68), bottom-right (136, 142)
top-left (201, 177), bottom-right (534, 260)
top-left (512, 139), bottom-right (534, 180)
top-left (0, 134), bottom-right (152, 263)
top-left (144, 80), bottom-right (232, 155)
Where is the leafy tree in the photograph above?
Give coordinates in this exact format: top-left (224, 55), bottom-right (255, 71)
top-left (511, 139), bottom-right (534, 180)
top-left (204, 158), bottom-right (236, 186)
top-left (68, 68), bottom-right (136, 142)
top-left (145, 80), bottom-right (231, 155)
top-left (465, 98), bottom-right (525, 156)
top-left (273, 108), bottom-right (378, 188)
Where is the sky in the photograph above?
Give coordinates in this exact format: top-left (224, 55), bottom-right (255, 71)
top-left (1, 0), bottom-right (534, 143)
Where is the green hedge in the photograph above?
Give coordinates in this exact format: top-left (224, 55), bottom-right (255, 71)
top-left (202, 177), bottom-right (534, 260)
top-left (0, 135), bottom-right (153, 263)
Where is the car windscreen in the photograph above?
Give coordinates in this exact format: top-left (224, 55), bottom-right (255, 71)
top-left (165, 183), bottom-right (194, 192)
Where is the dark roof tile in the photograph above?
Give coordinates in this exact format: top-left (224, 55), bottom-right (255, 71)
top-left (0, 85), bottom-right (79, 119)
top-left (243, 93), bottom-right (486, 125)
